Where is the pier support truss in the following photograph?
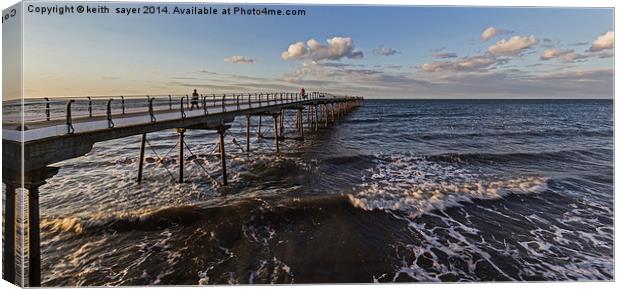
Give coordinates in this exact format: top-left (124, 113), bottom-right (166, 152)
top-left (1, 96), bottom-right (363, 286)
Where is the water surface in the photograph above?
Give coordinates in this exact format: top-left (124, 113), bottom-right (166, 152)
top-left (39, 99), bottom-right (613, 285)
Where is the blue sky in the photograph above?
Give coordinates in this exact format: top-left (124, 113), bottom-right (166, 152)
top-left (21, 3), bottom-right (614, 98)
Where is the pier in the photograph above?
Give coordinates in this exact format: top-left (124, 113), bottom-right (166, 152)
top-left (1, 92), bottom-right (362, 286)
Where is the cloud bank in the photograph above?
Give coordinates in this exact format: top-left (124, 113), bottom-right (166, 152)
top-left (540, 48), bottom-right (588, 62)
top-left (281, 37), bottom-right (363, 61)
top-left (421, 54), bottom-right (500, 73)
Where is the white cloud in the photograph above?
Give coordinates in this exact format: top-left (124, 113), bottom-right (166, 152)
top-left (281, 42), bottom-right (307, 61)
top-left (488, 35), bottom-right (538, 56)
top-left (281, 36), bottom-right (363, 61)
top-left (540, 48), bottom-right (588, 62)
top-left (421, 54), bottom-right (498, 73)
top-left (373, 45), bottom-right (399, 56)
top-left (589, 31), bottom-right (614, 52)
top-left (224, 55), bottom-right (256, 64)
top-left (481, 27), bottom-right (513, 41)
top-left (540, 48), bottom-right (563, 60)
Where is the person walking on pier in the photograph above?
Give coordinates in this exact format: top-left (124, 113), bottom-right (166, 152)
top-left (300, 87), bottom-right (306, 99)
top-left (190, 89), bottom-right (200, 110)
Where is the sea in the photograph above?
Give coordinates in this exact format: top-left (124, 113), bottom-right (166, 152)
top-left (32, 99), bottom-right (613, 285)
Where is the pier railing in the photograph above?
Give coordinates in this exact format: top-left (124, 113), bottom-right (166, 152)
top-left (3, 92), bottom-right (362, 133)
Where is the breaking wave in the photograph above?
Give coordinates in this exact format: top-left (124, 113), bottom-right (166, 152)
top-left (348, 153), bottom-right (547, 217)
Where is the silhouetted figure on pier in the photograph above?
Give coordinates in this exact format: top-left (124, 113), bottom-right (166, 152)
top-left (300, 87), bottom-right (306, 99)
top-left (190, 89), bottom-right (200, 110)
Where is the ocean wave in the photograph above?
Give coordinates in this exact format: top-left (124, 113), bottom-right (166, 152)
top-left (348, 153), bottom-right (548, 217)
top-left (41, 195), bottom-right (358, 236)
top-left (425, 148), bottom-right (611, 164)
top-left (41, 205), bottom-right (206, 235)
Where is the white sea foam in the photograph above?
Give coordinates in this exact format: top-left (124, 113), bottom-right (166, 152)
top-left (350, 153), bottom-right (612, 282)
top-left (348, 153), bottom-right (547, 217)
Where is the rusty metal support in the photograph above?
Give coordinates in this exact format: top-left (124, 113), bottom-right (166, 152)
top-left (307, 105), bottom-right (311, 129)
top-left (324, 104), bottom-right (328, 127)
top-left (299, 109), bottom-right (304, 141)
top-left (314, 105), bottom-right (319, 131)
top-left (274, 114), bottom-right (280, 155)
top-left (280, 110), bottom-right (285, 140)
top-left (137, 133), bottom-right (147, 183)
top-left (177, 128), bottom-right (185, 183)
top-left (257, 116), bottom-right (262, 139)
top-left (246, 115), bottom-right (251, 153)
top-left (218, 128), bottom-right (228, 185)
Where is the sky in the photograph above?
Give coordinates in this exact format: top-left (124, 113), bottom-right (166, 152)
top-left (17, 3), bottom-right (615, 99)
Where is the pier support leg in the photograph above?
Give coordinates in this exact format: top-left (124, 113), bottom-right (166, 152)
top-left (299, 109), bottom-right (304, 141)
top-left (280, 110), bottom-right (285, 140)
top-left (257, 116), bottom-right (262, 140)
top-left (3, 181), bottom-right (15, 284)
top-left (137, 133), bottom-right (147, 183)
top-left (307, 106), bottom-right (311, 130)
top-left (295, 111), bottom-right (300, 131)
top-left (218, 128), bottom-right (228, 186)
top-left (177, 128), bottom-right (185, 183)
top-left (246, 115), bottom-right (251, 153)
top-left (5, 167), bottom-right (58, 287)
top-left (273, 115), bottom-right (280, 155)
top-left (314, 105), bottom-right (319, 131)
top-left (324, 104), bottom-right (328, 127)
top-left (27, 185), bottom-right (41, 287)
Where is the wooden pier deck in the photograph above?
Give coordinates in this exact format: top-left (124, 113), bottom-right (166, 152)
top-left (1, 91), bottom-right (363, 286)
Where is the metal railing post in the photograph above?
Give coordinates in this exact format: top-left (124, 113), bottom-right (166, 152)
top-left (148, 96), bottom-right (156, 122)
top-left (66, 100), bottom-right (75, 134)
top-left (44, 97), bottom-right (50, 121)
top-left (222, 94), bottom-right (226, 112)
top-left (169, 95), bottom-right (173, 110)
top-left (106, 99), bottom-right (114, 128)
top-left (87, 96), bottom-right (93, 117)
top-left (180, 98), bottom-right (186, 119)
top-left (121, 96), bottom-right (125, 114)
top-left (202, 95), bottom-right (208, 115)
